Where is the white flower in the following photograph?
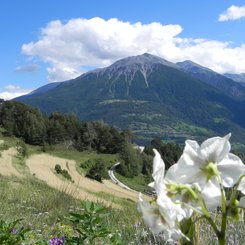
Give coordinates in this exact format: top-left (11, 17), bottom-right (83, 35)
top-left (137, 149), bottom-right (188, 241)
top-left (137, 193), bottom-right (186, 241)
top-left (150, 149), bottom-right (193, 218)
top-left (166, 133), bottom-right (245, 210)
top-left (138, 193), bottom-right (170, 234)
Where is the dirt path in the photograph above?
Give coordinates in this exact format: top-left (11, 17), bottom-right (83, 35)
top-left (0, 147), bottom-right (22, 177)
top-left (26, 153), bottom-right (139, 207)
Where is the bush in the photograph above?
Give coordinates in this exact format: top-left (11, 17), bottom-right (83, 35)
top-left (54, 164), bottom-right (73, 182)
top-left (67, 201), bottom-right (121, 244)
top-left (86, 159), bottom-right (109, 182)
top-left (16, 141), bottom-right (28, 157)
top-left (54, 164), bottom-right (62, 174)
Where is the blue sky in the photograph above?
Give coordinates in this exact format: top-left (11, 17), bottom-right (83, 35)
top-left (1, 0), bottom-right (245, 99)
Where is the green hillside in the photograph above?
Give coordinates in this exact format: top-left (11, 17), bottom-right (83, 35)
top-left (14, 54), bottom-right (245, 147)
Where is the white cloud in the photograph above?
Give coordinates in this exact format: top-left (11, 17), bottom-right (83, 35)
top-left (15, 64), bottom-right (39, 73)
top-left (22, 17), bottom-right (245, 82)
top-left (0, 85), bottom-right (32, 100)
top-left (219, 5), bottom-right (245, 22)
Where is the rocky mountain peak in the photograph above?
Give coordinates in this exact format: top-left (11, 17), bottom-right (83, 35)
top-left (107, 53), bottom-right (177, 70)
top-left (84, 53), bottom-right (178, 88)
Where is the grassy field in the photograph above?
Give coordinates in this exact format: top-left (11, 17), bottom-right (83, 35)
top-left (0, 135), bottom-right (151, 244)
top-left (0, 175), bottom-right (152, 244)
top-left (1, 175), bottom-right (244, 245)
top-left (1, 134), bottom-right (245, 244)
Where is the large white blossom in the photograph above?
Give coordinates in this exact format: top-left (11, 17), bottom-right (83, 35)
top-left (166, 133), bottom-right (245, 210)
top-left (150, 149), bottom-right (194, 217)
top-left (138, 149), bottom-right (188, 241)
top-left (138, 193), bottom-right (185, 242)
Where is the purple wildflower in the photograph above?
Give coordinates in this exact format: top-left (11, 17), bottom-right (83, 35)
top-left (11, 228), bottom-right (17, 235)
top-left (49, 236), bottom-right (65, 245)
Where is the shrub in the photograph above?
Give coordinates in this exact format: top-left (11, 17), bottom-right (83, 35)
top-left (54, 164), bottom-right (73, 182)
top-left (66, 201), bottom-right (121, 244)
top-left (86, 159), bottom-right (109, 182)
top-left (54, 164), bottom-right (62, 174)
top-left (16, 140), bottom-right (28, 157)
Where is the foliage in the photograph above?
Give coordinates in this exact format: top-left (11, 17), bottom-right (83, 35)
top-left (54, 164), bottom-right (73, 182)
top-left (145, 137), bottom-right (182, 169)
top-left (67, 201), bottom-right (121, 244)
top-left (0, 101), bottom-right (46, 145)
top-left (85, 158), bottom-right (109, 182)
top-left (117, 142), bottom-right (141, 178)
top-left (16, 140), bottom-right (28, 157)
top-left (0, 101), bottom-right (126, 154)
top-left (0, 143), bottom-right (9, 152)
top-left (0, 219), bottom-right (30, 244)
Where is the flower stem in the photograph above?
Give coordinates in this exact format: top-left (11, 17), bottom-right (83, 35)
top-left (217, 175), bottom-right (227, 245)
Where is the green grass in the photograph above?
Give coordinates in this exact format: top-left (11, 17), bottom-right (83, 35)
top-left (12, 155), bottom-right (30, 175)
top-left (114, 172), bottom-right (152, 193)
top-left (0, 175), bottom-right (155, 244)
top-left (1, 135), bottom-right (245, 244)
top-left (0, 175), bottom-right (81, 242)
top-left (1, 174), bottom-right (245, 245)
top-left (46, 146), bottom-right (118, 165)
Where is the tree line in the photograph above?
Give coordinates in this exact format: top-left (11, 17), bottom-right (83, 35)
top-left (0, 100), bottom-right (127, 154)
top-left (0, 100), bottom-right (183, 180)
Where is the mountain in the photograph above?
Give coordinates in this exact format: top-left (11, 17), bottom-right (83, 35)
top-left (176, 60), bottom-right (245, 100)
top-left (224, 73), bottom-right (245, 85)
top-left (14, 53), bottom-right (245, 147)
top-left (18, 82), bottom-right (63, 100)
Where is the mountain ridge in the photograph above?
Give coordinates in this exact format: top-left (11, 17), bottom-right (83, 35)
top-left (176, 60), bottom-right (245, 100)
top-left (14, 53), bottom-right (245, 147)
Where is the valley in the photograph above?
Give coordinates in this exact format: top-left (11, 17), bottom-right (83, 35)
top-left (14, 53), bottom-right (245, 149)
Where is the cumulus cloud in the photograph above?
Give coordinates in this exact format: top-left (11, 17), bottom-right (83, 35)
top-left (219, 5), bottom-right (245, 22)
top-left (15, 64), bottom-right (39, 73)
top-left (22, 17), bottom-right (245, 82)
top-left (0, 85), bottom-right (32, 100)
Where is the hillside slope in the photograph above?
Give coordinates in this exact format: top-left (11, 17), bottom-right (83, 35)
top-left (176, 60), bottom-right (245, 100)
top-left (15, 53), bottom-right (245, 145)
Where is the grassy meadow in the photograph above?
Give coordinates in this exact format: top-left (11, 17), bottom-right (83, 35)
top-left (0, 134), bottom-right (245, 244)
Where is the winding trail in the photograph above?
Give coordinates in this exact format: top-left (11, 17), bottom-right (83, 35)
top-left (108, 162), bottom-right (138, 193)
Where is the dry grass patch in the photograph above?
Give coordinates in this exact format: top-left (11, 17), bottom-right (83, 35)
top-left (26, 153), bottom-right (139, 208)
top-left (0, 147), bottom-right (22, 177)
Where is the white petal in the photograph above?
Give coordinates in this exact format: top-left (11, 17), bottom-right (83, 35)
top-left (164, 228), bottom-right (188, 242)
top-left (151, 149), bottom-right (166, 195)
top-left (153, 149), bottom-right (165, 176)
top-left (218, 153), bottom-right (245, 187)
top-left (157, 195), bottom-right (177, 228)
top-left (200, 133), bottom-right (231, 163)
top-left (166, 160), bottom-right (205, 187)
top-left (201, 179), bottom-right (221, 211)
top-left (238, 197), bottom-right (245, 208)
top-left (183, 140), bottom-right (204, 167)
top-left (238, 178), bottom-right (245, 195)
top-left (138, 193), bottom-right (166, 234)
